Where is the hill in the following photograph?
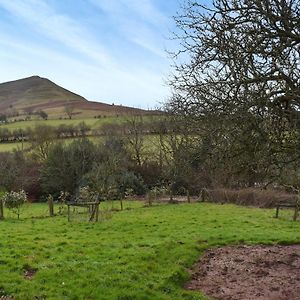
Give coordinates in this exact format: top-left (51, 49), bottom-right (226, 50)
top-left (0, 76), bottom-right (150, 119)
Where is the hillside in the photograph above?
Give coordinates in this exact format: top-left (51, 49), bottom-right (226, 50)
top-left (0, 76), bottom-right (149, 118)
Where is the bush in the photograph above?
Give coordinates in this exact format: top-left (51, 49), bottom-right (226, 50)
top-left (77, 186), bottom-right (98, 202)
top-left (2, 190), bottom-right (27, 219)
top-left (119, 172), bottom-right (146, 197)
top-left (203, 188), bottom-right (295, 208)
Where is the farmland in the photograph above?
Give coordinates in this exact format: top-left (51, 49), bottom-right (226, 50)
top-left (0, 116), bottom-right (159, 152)
top-left (0, 116), bottom-right (124, 131)
top-left (0, 201), bottom-right (299, 299)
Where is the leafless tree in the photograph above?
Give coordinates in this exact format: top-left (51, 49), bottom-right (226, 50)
top-left (124, 114), bottom-right (145, 167)
top-left (64, 103), bottom-right (75, 119)
top-left (171, 0), bottom-right (300, 121)
top-left (167, 0), bottom-right (300, 187)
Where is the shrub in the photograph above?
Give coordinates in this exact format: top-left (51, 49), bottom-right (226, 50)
top-left (203, 188), bottom-right (295, 208)
top-left (77, 186), bottom-right (98, 202)
top-left (2, 190), bottom-right (27, 219)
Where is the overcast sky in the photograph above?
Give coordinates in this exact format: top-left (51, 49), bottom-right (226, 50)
top-left (0, 0), bottom-right (181, 109)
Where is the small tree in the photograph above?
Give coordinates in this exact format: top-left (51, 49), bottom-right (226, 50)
top-left (77, 186), bottom-right (97, 202)
top-left (64, 104), bottom-right (75, 120)
top-left (2, 190), bottom-right (27, 219)
top-left (29, 125), bottom-right (56, 161)
top-left (38, 110), bottom-right (48, 120)
top-left (58, 191), bottom-right (70, 215)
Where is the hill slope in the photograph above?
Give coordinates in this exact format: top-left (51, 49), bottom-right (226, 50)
top-left (0, 76), bottom-right (148, 118)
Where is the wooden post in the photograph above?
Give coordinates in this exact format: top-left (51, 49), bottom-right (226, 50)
top-left (120, 199), bottom-right (123, 211)
top-left (275, 205), bottom-right (279, 218)
top-left (89, 205), bottom-right (94, 222)
top-left (169, 186), bottom-right (173, 203)
top-left (187, 189), bottom-right (191, 203)
top-left (48, 195), bottom-right (54, 217)
top-left (293, 205), bottom-right (299, 221)
top-left (147, 193), bottom-right (152, 206)
top-left (0, 198), bottom-right (4, 220)
top-left (95, 203), bottom-right (99, 222)
top-left (67, 205), bottom-right (70, 222)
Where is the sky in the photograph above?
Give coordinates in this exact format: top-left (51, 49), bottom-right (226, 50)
top-left (0, 0), bottom-right (181, 109)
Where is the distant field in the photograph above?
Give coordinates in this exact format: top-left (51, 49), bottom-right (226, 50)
top-left (1, 116), bottom-right (125, 131)
top-left (0, 202), bottom-right (299, 299)
top-left (0, 116), bottom-right (162, 152)
top-left (1, 115), bottom-right (159, 130)
top-left (0, 135), bottom-right (160, 153)
top-left (0, 142), bottom-right (30, 152)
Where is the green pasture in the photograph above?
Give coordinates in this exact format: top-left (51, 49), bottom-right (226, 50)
top-left (1, 115), bottom-right (159, 131)
top-left (0, 142), bottom-right (29, 152)
top-left (0, 115), bottom-right (162, 152)
top-left (0, 116), bottom-right (124, 131)
top-left (0, 201), bottom-right (299, 299)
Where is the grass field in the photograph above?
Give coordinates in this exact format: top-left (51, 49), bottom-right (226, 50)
top-left (1, 116), bottom-right (125, 131)
top-left (0, 115), bottom-right (161, 152)
top-left (0, 202), bottom-right (299, 299)
top-left (0, 142), bottom-right (30, 152)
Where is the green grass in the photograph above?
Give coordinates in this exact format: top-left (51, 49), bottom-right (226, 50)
top-left (0, 116), bottom-right (125, 131)
top-left (0, 202), bottom-right (300, 299)
top-left (1, 115), bottom-right (159, 131)
top-left (0, 142), bottom-right (30, 152)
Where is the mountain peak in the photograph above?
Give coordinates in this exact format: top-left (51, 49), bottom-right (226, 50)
top-left (0, 76), bottom-right (147, 118)
top-left (0, 76), bottom-right (87, 112)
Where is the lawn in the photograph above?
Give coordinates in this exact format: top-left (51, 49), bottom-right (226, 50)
top-left (0, 202), bottom-right (299, 299)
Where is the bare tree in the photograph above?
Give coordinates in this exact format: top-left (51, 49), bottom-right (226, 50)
top-left (29, 125), bottom-right (56, 161)
top-left (124, 115), bottom-right (145, 167)
top-left (64, 103), bottom-right (75, 119)
top-left (168, 0), bottom-right (300, 187)
top-left (171, 0), bottom-right (300, 120)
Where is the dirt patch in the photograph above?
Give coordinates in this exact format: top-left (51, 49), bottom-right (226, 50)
top-left (186, 245), bottom-right (300, 300)
top-left (23, 267), bottom-right (38, 280)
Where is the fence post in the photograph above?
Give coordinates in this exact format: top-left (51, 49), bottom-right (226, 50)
top-left (48, 195), bottom-right (54, 217)
top-left (187, 189), bottom-right (191, 203)
top-left (0, 198), bottom-right (4, 220)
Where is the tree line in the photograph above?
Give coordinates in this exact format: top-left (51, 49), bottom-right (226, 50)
top-left (0, 115), bottom-right (200, 201)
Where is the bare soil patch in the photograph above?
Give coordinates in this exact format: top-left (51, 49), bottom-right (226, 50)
top-left (186, 245), bottom-right (300, 300)
top-left (24, 267), bottom-right (38, 280)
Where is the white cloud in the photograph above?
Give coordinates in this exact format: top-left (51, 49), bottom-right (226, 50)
top-left (0, 0), bottom-right (172, 108)
top-left (89, 0), bottom-right (169, 57)
top-left (0, 31), bottom-right (168, 107)
top-left (0, 0), bottom-right (114, 68)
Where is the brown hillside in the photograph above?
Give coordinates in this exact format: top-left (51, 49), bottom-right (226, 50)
top-left (0, 76), bottom-right (86, 109)
top-left (0, 76), bottom-right (150, 118)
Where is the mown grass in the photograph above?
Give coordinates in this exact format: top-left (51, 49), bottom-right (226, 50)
top-left (0, 202), bottom-right (300, 299)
